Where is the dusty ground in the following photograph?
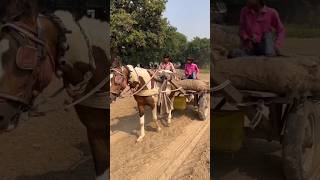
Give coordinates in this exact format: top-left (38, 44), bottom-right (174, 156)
top-left (0, 70), bottom-right (209, 180)
top-left (215, 38), bottom-right (320, 180)
top-left (110, 73), bottom-right (210, 180)
top-left (171, 127), bottom-right (210, 180)
top-left (0, 79), bottom-right (95, 180)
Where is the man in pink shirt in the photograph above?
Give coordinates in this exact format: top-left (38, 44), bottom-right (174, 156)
top-left (228, 0), bottom-right (285, 58)
top-left (185, 58), bottom-right (200, 79)
top-left (159, 55), bottom-right (176, 73)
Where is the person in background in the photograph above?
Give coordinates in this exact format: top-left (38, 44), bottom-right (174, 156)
top-left (153, 64), bottom-right (159, 69)
top-left (184, 57), bottom-right (200, 79)
top-left (111, 56), bottom-right (121, 68)
top-left (159, 55), bottom-right (176, 73)
top-left (228, 0), bottom-right (285, 58)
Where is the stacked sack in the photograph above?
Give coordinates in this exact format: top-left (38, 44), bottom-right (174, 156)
top-left (214, 56), bottom-right (320, 94)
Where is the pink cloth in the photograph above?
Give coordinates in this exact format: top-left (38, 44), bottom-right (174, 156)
top-left (159, 62), bottom-right (176, 73)
top-left (184, 63), bottom-right (199, 78)
top-left (239, 6), bottom-right (285, 50)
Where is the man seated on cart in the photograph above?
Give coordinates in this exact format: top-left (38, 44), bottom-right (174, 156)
top-left (184, 57), bottom-right (200, 79)
top-left (159, 55), bottom-right (176, 73)
top-left (228, 0), bottom-right (285, 58)
top-left (111, 55), bottom-right (122, 68)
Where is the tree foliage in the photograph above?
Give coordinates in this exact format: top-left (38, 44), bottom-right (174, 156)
top-left (162, 27), bottom-right (187, 63)
top-left (111, 0), bottom-right (210, 68)
top-left (111, 0), bottom-right (168, 63)
top-left (183, 37), bottom-right (210, 68)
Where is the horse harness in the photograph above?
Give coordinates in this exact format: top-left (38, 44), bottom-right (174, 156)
top-left (111, 66), bottom-right (186, 99)
top-left (111, 66), bottom-right (160, 97)
top-left (0, 15), bottom-right (56, 107)
top-left (0, 13), bottom-right (109, 116)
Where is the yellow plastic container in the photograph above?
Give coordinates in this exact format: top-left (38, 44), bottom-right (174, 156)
top-left (173, 96), bottom-right (187, 110)
top-left (213, 111), bottom-right (245, 152)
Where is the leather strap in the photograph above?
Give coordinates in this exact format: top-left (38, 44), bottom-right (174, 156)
top-left (0, 18), bottom-right (55, 105)
top-left (0, 93), bottom-right (29, 106)
top-left (1, 23), bottom-right (45, 46)
top-left (1, 21), bottom-right (55, 69)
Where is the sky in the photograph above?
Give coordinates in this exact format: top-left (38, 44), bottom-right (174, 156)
top-left (163, 0), bottom-right (210, 41)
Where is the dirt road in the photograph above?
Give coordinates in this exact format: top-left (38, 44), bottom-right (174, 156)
top-left (0, 79), bottom-right (95, 180)
top-left (110, 73), bottom-right (210, 180)
top-left (214, 38), bottom-right (320, 180)
top-left (0, 71), bottom-right (209, 180)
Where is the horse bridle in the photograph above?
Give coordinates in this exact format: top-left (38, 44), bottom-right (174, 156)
top-left (111, 67), bottom-right (126, 77)
top-left (0, 19), bottom-right (52, 106)
top-left (0, 12), bottom-right (72, 106)
top-left (111, 66), bottom-right (159, 98)
top-left (111, 65), bottom-right (140, 85)
top-left (0, 13), bottom-right (110, 117)
top-left (110, 66), bottom-right (130, 95)
top-left (0, 17), bottom-right (53, 129)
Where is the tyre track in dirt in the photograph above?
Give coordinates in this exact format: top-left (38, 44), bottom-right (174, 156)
top-left (110, 97), bottom-right (204, 180)
top-left (170, 126), bottom-right (210, 180)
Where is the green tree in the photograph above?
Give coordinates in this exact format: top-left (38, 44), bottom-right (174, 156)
top-left (111, 0), bottom-right (169, 65)
top-left (162, 26), bottom-right (188, 64)
top-left (111, 0), bottom-right (210, 67)
top-left (183, 37), bottom-right (210, 68)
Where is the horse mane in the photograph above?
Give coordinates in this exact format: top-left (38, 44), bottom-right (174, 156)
top-left (54, 10), bottom-right (108, 65)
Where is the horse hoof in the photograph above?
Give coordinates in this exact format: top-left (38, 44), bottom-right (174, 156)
top-left (157, 127), bottom-right (162, 132)
top-left (136, 135), bottom-right (145, 142)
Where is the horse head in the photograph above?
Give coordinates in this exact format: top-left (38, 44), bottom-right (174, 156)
top-left (0, 2), bottom-right (60, 133)
top-left (110, 66), bottom-right (133, 102)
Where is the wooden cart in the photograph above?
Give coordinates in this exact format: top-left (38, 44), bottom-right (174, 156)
top-left (174, 90), bottom-right (210, 120)
top-left (212, 74), bottom-right (320, 180)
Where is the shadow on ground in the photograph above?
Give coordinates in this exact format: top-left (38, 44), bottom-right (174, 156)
top-left (214, 139), bottom-right (285, 180)
top-left (15, 143), bottom-right (95, 180)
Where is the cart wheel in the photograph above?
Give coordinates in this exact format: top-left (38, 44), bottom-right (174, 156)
top-left (283, 100), bottom-right (318, 180)
top-left (198, 93), bottom-right (210, 120)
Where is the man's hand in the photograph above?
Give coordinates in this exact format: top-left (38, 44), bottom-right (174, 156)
top-left (251, 34), bottom-right (258, 43)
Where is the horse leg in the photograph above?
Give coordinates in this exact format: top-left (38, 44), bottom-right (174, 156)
top-left (87, 128), bottom-right (109, 180)
top-left (74, 106), bottom-right (108, 179)
top-left (137, 104), bottom-right (146, 142)
top-left (150, 103), bottom-right (161, 132)
top-left (167, 93), bottom-right (175, 126)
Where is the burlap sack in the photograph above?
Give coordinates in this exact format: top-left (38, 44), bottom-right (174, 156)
top-left (173, 79), bottom-right (210, 91)
top-left (214, 56), bottom-right (320, 94)
top-left (213, 45), bottom-right (228, 63)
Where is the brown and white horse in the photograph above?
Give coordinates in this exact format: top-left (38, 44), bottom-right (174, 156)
top-left (0, 1), bottom-right (108, 179)
top-left (110, 65), bottom-right (176, 142)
